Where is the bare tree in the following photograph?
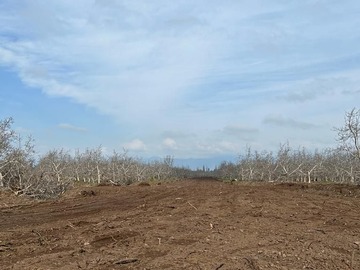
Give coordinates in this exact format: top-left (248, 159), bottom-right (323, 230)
top-left (38, 149), bottom-right (72, 183)
top-left (216, 161), bottom-right (237, 180)
top-left (78, 147), bottom-right (104, 184)
top-left (298, 148), bottom-right (323, 183)
top-left (335, 108), bottom-right (360, 162)
top-left (149, 155), bottom-right (174, 181)
top-left (276, 143), bottom-right (303, 181)
top-left (0, 118), bottom-right (39, 193)
top-left (2, 135), bottom-right (36, 194)
top-left (108, 149), bottom-right (136, 185)
top-left (0, 117), bottom-right (16, 187)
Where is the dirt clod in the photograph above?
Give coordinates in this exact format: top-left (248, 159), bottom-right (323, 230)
top-left (114, 258), bottom-right (139, 265)
top-left (80, 190), bottom-right (97, 197)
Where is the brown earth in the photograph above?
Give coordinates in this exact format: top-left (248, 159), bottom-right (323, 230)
top-left (1, 179), bottom-right (360, 270)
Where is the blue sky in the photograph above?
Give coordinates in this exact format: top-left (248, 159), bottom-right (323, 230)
top-left (1, 0), bottom-right (360, 164)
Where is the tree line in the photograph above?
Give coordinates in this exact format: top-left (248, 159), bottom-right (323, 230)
top-left (214, 143), bottom-right (359, 183)
top-left (0, 118), bottom-right (174, 198)
top-left (215, 108), bottom-right (360, 183)
top-left (0, 108), bottom-right (359, 198)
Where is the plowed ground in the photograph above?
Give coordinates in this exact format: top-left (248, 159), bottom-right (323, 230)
top-left (1, 179), bottom-right (360, 270)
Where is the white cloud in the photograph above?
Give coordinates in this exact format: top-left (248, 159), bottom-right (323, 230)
top-left (123, 139), bottom-right (146, 152)
top-left (162, 138), bottom-right (178, 150)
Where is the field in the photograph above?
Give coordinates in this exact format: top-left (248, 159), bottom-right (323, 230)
top-left (1, 178), bottom-right (360, 270)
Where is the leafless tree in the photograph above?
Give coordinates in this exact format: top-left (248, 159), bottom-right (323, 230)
top-left (149, 155), bottom-right (174, 181)
top-left (335, 108), bottom-right (360, 162)
top-left (217, 161), bottom-right (237, 180)
top-left (38, 149), bottom-right (72, 183)
top-left (0, 118), bottom-right (39, 194)
top-left (276, 143), bottom-right (304, 181)
top-left (70, 148), bottom-right (104, 184)
top-left (108, 150), bottom-right (137, 185)
top-left (0, 117), bottom-right (16, 187)
top-left (2, 135), bottom-right (36, 194)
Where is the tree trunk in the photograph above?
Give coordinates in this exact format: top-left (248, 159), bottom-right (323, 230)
top-left (96, 165), bottom-right (101, 184)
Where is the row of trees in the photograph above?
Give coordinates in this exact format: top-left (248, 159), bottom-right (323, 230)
top-left (0, 118), bottom-right (174, 198)
top-left (215, 143), bottom-right (360, 183)
top-left (1, 108), bottom-right (359, 197)
top-left (215, 108), bottom-right (360, 183)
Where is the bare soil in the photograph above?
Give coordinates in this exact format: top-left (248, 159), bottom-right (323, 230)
top-left (1, 179), bottom-right (360, 270)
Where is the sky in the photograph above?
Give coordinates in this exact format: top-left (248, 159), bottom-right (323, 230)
top-left (1, 0), bottom-right (360, 166)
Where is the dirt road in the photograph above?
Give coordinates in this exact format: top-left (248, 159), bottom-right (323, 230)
top-left (1, 179), bottom-right (360, 269)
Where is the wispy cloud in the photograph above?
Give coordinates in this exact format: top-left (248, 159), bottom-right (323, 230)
top-left (263, 116), bottom-right (319, 130)
top-left (219, 125), bottom-right (259, 143)
top-left (58, 123), bottom-right (87, 132)
top-left (281, 88), bottom-right (329, 103)
top-left (222, 125), bottom-right (259, 136)
top-left (342, 89), bottom-right (360, 95)
top-left (279, 77), bottom-right (358, 103)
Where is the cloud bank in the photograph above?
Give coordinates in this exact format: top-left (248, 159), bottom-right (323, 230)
top-left (1, 1), bottom-right (360, 157)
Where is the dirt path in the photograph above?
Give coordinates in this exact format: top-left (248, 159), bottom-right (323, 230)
top-left (1, 179), bottom-right (360, 269)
